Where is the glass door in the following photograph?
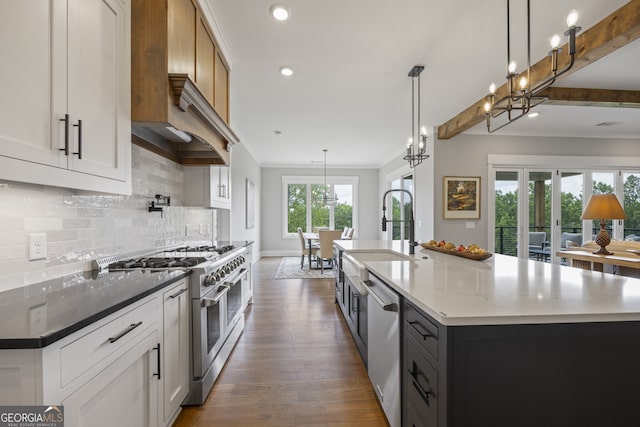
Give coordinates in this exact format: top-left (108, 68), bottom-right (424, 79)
top-left (623, 173), bottom-right (640, 240)
top-left (494, 170), bottom-right (520, 257)
top-left (387, 173), bottom-right (414, 243)
top-left (528, 171), bottom-right (552, 261)
top-left (558, 171), bottom-right (584, 251)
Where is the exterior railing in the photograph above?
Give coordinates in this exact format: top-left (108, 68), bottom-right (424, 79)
top-left (495, 226), bottom-right (640, 257)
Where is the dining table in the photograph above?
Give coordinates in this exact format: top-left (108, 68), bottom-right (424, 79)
top-left (303, 232), bottom-right (319, 269)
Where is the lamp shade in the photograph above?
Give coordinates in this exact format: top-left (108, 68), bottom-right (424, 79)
top-left (581, 194), bottom-right (627, 220)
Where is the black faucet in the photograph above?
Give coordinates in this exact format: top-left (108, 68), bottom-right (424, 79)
top-left (382, 189), bottom-right (417, 255)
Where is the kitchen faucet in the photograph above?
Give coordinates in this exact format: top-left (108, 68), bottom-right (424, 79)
top-left (381, 189), bottom-right (417, 255)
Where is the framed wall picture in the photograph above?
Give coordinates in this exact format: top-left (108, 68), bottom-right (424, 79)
top-left (443, 176), bottom-right (480, 220)
top-left (246, 178), bottom-right (255, 229)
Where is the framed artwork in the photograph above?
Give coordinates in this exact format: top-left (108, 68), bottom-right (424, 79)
top-left (246, 178), bottom-right (255, 229)
top-left (443, 176), bottom-right (480, 220)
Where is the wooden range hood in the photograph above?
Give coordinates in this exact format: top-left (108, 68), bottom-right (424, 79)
top-left (131, 0), bottom-right (238, 165)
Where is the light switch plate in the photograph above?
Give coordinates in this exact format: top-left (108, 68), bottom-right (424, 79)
top-left (29, 233), bottom-right (47, 260)
top-left (465, 222), bottom-right (475, 229)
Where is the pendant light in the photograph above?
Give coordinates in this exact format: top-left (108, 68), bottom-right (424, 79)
top-left (319, 149), bottom-right (338, 206)
top-left (403, 65), bottom-right (429, 168)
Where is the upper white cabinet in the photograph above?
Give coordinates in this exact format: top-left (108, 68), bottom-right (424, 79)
top-left (0, 0), bottom-right (131, 194)
top-left (183, 165), bottom-right (231, 209)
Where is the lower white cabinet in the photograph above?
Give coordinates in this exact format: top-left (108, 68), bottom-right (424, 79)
top-left (161, 281), bottom-right (190, 426)
top-left (62, 329), bottom-right (160, 427)
top-left (0, 278), bottom-right (189, 427)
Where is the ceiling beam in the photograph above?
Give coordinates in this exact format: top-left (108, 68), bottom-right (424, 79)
top-left (539, 87), bottom-right (640, 108)
top-left (437, 0), bottom-right (640, 140)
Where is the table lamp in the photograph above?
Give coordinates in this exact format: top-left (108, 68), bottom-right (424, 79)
top-left (581, 194), bottom-right (627, 255)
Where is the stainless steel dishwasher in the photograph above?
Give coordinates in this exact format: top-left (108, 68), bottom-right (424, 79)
top-left (362, 273), bottom-right (400, 427)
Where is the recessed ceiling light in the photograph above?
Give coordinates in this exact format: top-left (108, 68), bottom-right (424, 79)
top-left (279, 66), bottom-right (294, 77)
top-left (270, 4), bottom-right (289, 21)
top-left (527, 112), bottom-right (539, 118)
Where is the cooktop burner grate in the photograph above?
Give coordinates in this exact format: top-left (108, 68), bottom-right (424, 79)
top-left (108, 256), bottom-right (209, 270)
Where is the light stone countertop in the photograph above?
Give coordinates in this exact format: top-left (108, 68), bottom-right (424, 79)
top-left (334, 240), bottom-right (640, 326)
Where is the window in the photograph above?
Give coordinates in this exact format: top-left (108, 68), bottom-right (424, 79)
top-left (283, 176), bottom-right (358, 236)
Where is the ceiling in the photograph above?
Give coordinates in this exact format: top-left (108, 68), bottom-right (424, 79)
top-left (206, 0), bottom-right (639, 168)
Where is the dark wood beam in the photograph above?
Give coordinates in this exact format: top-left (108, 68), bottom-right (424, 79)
top-left (437, 0), bottom-right (640, 140)
top-left (539, 87), bottom-right (640, 108)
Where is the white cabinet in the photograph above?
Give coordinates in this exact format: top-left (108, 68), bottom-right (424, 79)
top-left (0, 278), bottom-right (191, 427)
top-left (183, 165), bottom-right (231, 209)
top-left (62, 329), bottom-right (159, 427)
top-left (0, 0), bottom-right (131, 194)
top-left (161, 281), bottom-right (190, 426)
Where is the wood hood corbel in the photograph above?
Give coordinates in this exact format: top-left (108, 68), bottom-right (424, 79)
top-left (131, 0), bottom-right (238, 166)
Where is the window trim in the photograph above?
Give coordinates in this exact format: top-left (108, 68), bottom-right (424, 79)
top-left (282, 175), bottom-right (359, 238)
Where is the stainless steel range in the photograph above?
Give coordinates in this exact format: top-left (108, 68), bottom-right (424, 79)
top-left (96, 242), bottom-right (252, 405)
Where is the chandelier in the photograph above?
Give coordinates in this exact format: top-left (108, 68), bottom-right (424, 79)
top-left (403, 65), bottom-right (429, 168)
top-left (484, 1), bottom-right (581, 133)
top-left (318, 149), bottom-right (338, 206)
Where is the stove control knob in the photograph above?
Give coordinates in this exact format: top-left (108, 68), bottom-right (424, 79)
top-left (204, 274), bottom-right (216, 287)
top-left (224, 265), bottom-right (232, 274)
top-left (216, 270), bottom-right (225, 280)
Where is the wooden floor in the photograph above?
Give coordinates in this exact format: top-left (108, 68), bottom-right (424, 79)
top-left (173, 257), bottom-right (388, 427)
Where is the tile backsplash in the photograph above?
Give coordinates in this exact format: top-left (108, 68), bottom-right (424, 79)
top-left (0, 145), bottom-right (216, 292)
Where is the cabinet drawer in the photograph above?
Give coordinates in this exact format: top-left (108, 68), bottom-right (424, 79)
top-left (405, 302), bottom-right (439, 360)
top-left (60, 297), bottom-right (158, 388)
top-left (404, 338), bottom-right (438, 427)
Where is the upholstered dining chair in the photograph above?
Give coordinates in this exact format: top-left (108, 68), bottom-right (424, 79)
top-left (297, 227), bottom-right (319, 269)
top-left (317, 230), bottom-right (343, 273)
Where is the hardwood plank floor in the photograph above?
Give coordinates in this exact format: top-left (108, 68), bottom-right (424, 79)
top-left (173, 257), bottom-right (388, 427)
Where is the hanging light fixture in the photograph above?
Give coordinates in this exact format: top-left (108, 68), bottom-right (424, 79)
top-left (484, 1), bottom-right (581, 133)
top-left (403, 65), bottom-right (429, 168)
top-left (318, 149), bottom-right (338, 206)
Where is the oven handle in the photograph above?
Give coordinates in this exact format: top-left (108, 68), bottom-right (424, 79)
top-left (222, 268), bottom-right (248, 288)
top-left (201, 285), bottom-right (229, 307)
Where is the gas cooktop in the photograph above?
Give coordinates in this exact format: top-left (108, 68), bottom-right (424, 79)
top-left (105, 244), bottom-right (237, 271)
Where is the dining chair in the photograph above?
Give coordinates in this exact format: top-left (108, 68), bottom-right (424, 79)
top-left (317, 230), bottom-right (343, 273)
top-left (341, 227), bottom-right (349, 239)
top-left (297, 227), bottom-right (319, 269)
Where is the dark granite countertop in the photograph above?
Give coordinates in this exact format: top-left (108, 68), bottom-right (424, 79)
top-left (0, 269), bottom-right (191, 349)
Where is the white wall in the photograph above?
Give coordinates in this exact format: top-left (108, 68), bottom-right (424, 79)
top-left (260, 166), bottom-right (379, 256)
top-left (229, 142), bottom-right (261, 261)
top-left (387, 133), bottom-right (640, 250)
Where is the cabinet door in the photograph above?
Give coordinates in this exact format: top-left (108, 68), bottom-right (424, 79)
top-left (66, 0), bottom-right (130, 181)
top-left (214, 51), bottom-right (229, 123)
top-left (162, 281), bottom-right (190, 424)
top-left (183, 165), bottom-right (230, 208)
top-left (356, 292), bottom-right (367, 346)
top-left (62, 329), bottom-right (159, 427)
top-left (0, 0), bottom-right (66, 169)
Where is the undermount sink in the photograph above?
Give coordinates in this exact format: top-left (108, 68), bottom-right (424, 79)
top-left (350, 250), bottom-right (414, 262)
top-left (343, 250), bottom-right (414, 294)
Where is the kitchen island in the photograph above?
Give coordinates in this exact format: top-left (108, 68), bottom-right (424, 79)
top-left (334, 240), bottom-right (640, 427)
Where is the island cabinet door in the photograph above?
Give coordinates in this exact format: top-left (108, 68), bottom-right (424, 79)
top-left (404, 338), bottom-right (438, 427)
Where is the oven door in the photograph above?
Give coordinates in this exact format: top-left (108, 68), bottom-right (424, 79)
top-left (224, 268), bottom-right (248, 328)
top-left (192, 285), bottom-right (228, 378)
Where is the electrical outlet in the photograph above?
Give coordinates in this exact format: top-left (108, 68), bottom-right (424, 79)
top-left (29, 303), bottom-right (47, 334)
top-left (199, 224), bottom-right (205, 235)
top-left (29, 233), bottom-right (47, 260)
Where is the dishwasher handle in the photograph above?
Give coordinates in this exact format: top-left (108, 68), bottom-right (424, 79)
top-left (361, 280), bottom-right (398, 312)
